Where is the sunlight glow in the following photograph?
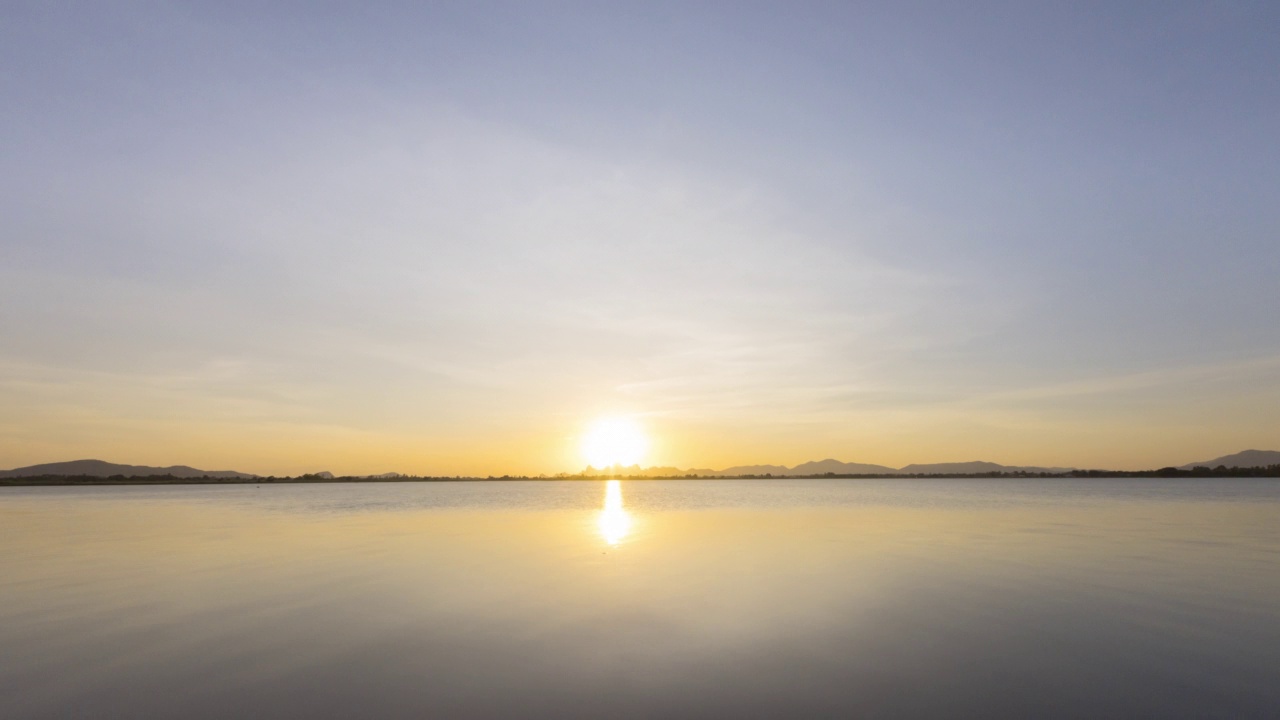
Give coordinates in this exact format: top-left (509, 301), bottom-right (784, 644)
top-left (581, 417), bottom-right (648, 469)
top-left (597, 480), bottom-right (632, 545)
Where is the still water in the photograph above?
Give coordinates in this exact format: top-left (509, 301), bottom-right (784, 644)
top-left (2, 479), bottom-right (1279, 718)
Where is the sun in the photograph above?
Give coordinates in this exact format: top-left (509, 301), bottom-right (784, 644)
top-left (581, 417), bottom-right (648, 468)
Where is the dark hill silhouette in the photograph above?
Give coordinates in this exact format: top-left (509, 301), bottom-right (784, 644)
top-left (711, 464), bottom-right (793, 476)
top-left (0, 459), bottom-right (256, 479)
top-left (790, 459), bottom-right (900, 475)
top-left (1178, 449), bottom-right (1280, 470)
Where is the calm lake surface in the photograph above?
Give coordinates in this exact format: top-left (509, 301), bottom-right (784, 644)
top-left (3, 478), bottom-right (1279, 719)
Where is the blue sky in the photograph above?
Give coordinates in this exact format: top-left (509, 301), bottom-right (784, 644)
top-left (2, 2), bottom-right (1278, 473)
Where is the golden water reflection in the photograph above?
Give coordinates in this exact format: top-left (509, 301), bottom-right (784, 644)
top-left (597, 479), bottom-right (632, 545)
top-left (3, 483), bottom-right (1280, 717)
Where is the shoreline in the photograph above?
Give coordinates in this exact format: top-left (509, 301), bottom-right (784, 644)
top-left (4, 468), bottom-right (1280, 486)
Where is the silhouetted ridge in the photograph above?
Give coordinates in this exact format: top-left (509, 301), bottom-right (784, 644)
top-left (791, 459), bottom-right (900, 475)
top-left (0, 459), bottom-right (255, 479)
top-left (1178, 449), bottom-right (1280, 470)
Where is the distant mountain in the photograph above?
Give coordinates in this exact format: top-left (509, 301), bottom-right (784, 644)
top-left (711, 464), bottom-right (793, 476)
top-left (1179, 449), bottom-right (1280, 470)
top-left (790, 459), bottom-right (900, 475)
top-left (0, 459), bottom-right (256, 479)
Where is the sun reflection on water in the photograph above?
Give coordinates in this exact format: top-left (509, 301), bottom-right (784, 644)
top-left (597, 480), bottom-right (632, 545)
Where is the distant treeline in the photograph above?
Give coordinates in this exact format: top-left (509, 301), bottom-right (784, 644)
top-left (1075, 464), bottom-right (1280, 478)
top-left (618, 465), bottom-right (1280, 479)
top-left (697, 465), bottom-right (1280, 479)
top-left (4, 465), bottom-right (1280, 486)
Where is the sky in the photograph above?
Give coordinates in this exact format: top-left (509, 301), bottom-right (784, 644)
top-left (2, 2), bottom-right (1279, 475)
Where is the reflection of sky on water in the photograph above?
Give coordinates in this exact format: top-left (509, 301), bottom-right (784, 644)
top-left (597, 480), bottom-right (631, 545)
top-left (2, 480), bottom-right (1279, 718)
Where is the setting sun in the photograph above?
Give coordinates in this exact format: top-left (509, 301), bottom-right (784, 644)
top-left (581, 417), bottom-right (648, 468)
